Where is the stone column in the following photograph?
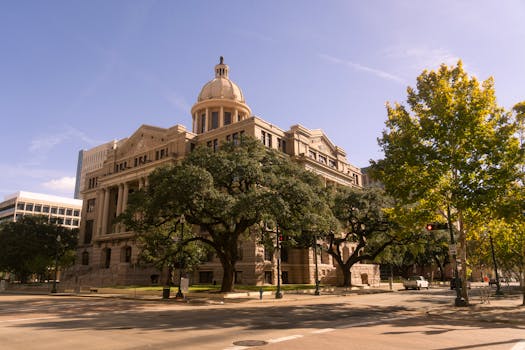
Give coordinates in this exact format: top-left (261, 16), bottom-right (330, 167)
top-left (122, 182), bottom-right (129, 212)
top-left (219, 106), bottom-right (224, 127)
top-left (101, 187), bottom-right (110, 235)
top-left (205, 108), bottom-right (209, 132)
top-left (234, 109), bottom-right (239, 122)
top-left (116, 184), bottom-right (123, 216)
top-left (95, 189), bottom-right (104, 236)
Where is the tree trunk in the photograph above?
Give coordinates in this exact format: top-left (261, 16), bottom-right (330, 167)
top-left (458, 215), bottom-right (469, 304)
top-left (342, 268), bottom-right (352, 288)
top-left (522, 242), bottom-right (525, 306)
top-left (165, 265), bottom-right (173, 287)
top-left (221, 260), bottom-right (235, 292)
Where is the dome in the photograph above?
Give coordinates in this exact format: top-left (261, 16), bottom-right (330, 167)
top-left (197, 57), bottom-right (246, 103)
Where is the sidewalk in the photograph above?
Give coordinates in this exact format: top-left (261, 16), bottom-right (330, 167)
top-left (426, 291), bottom-right (525, 326)
top-left (4, 283), bottom-right (524, 325)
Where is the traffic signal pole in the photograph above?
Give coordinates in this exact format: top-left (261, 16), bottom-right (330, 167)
top-left (447, 205), bottom-right (467, 306)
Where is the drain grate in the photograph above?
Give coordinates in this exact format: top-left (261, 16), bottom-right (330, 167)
top-left (232, 340), bottom-right (268, 347)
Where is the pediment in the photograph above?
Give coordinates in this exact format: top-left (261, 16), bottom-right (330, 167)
top-left (116, 125), bottom-right (168, 158)
top-left (309, 130), bottom-right (337, 156)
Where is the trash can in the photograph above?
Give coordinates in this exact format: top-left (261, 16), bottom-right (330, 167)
top-left (162, 287), bottom-right (171, 299)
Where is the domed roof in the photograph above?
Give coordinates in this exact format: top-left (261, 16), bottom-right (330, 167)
top-left (197, 57), bottom-right (246, 103)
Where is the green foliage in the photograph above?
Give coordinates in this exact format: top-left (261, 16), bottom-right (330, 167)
top-left (373, 61), bottom-right (522, 211)
top-left (121, 137), bottom-right (331, 292)
top-left (371, 61), bottom-right (524, 301)
top-left (0, 216), bottom-right (78, 282)
top-left (327, 186), bottom-right (401, 286)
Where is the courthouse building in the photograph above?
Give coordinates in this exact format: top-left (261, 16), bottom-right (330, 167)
top-left (72, 58), bottom-right (379, 287)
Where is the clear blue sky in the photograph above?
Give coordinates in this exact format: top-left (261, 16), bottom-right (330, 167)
top-left (1, 0), bottom-right (524, 199)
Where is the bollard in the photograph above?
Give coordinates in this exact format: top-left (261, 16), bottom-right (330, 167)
top-left (259, 288), bottom-right (263, 300)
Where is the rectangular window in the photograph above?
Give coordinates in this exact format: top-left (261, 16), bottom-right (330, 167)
top-left (59, 208), bottom-right (65, 215)
top-left (226, 134), bottom-right (231, 142)
top-left (232, 132), bottom-right (239, 145)
top-left (281, 247), bottom-right (289, 262)
top-left (34, 205), bottom-right (42, 212)
top-left (66, 209), bottom-right (72, 216)
top-left (87, 199), bottom-right (96, 213)
top-left (65, 218), bottom-right (72, 225)
top-left (264, 247), bottom-right (273, 261)
top-left (84, 220), bottom-right (93, 244)
top-left (72, 219), bottom-right (79, 226)
top-left (43, 206), bottom-right (50, 213)
top-left (207, 141), bottom-right (212, 148)
top-left (282, 271), bottom-right (289, 284)
top-left (199, 271), bottom-right (214, 284)
top-left (17, 202), bottom-right (25, 210)
top-left (318, 155), bottom-right (327, 164)
top-left (213, 139), bottom-right (218, 152)
top-left (104, 248), bottom-right (111, 268)
top-left (73, 210), bottom-right (80, 217)
top-left (200, 114), bottom-right (206, 133)
top-left (224, 112), bottom-right (231, 125)
top-left (211, 111), bottom-right (219, 129)
top-left (235, 271), bottom-right (243, 284)
top-left (309, 150), bottom-right (317, 159)
top-left (124, 246), bottom-right (132, 263)
top-left (329, 159), bottom-right (337, 168)
top-left (51, 207), bottom-right (57, 214)
top-left (25, 203), bottom-right (33, 211)
top-left (267, 134), bottom-right (272, 148)
top-left (265, 271), bottom-right (272, 284)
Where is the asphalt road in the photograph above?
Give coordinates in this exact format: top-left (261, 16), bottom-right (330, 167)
top-left (0, 288), bottom-right (523, 350)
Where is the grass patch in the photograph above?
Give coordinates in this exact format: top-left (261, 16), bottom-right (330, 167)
top-left (105, 284), bottom-right (321, 293)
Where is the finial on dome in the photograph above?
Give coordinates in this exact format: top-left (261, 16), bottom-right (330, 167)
top-left (215, 56), bottom-right (229, 78)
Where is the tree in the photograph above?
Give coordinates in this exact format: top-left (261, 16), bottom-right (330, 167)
top-left (0, 216), bottom-right (78, 283)
top-left (122, 137), bottom-right (330, 292)
top-left (328, 186), bottom-right (402, 287)
top-left (372, 61), bottom-right (523, 303)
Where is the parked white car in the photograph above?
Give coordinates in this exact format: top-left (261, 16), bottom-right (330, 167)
top-left (403, 276), bottom-right (429, 290)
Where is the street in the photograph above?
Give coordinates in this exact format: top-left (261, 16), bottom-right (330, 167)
top-left (0, 288), bottom-right (524, 350)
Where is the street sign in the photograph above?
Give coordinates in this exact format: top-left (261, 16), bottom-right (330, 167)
top-left (449, 244), bottom-right (457, 255)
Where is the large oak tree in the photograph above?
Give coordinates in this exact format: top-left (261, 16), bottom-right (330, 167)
top-left (122, 137), bottom-right (331, 292)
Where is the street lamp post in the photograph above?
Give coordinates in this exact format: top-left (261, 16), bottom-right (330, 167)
top-left (488, 233), bottom-right (503, 296)
top-left (175, 214), bottom-right (185, 299)
top-left (275, 225), bottom-right (283, 299)
top-left (51, 234), bottom-right (61, 293)
top-left (313, 234), bottom-right (320, 295)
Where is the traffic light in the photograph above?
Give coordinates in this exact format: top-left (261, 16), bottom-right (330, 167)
top-left (426, 223), bottom-right (449, 231)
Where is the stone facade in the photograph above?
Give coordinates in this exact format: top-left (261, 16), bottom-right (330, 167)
top-left (70, 58), bottom-right (378, 287)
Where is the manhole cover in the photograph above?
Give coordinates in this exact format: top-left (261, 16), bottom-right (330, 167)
top-left (232, 340), bottom-right (268, 347)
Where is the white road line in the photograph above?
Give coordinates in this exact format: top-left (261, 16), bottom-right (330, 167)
top-left (311, 328), bottom-right (335, 334)
top-left (511, 340), bottom-right (525, 350)
top-left (268, 335), bottom-right (303, 343)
